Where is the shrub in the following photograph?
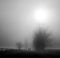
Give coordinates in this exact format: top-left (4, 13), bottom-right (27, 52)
top-left (16, 42), bottom-right (22, 50)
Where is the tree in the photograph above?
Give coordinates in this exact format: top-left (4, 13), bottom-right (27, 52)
top-left (16, 42), bottom-right (22, 50)
top-left (33, 28), bottom-right (52, 52)
top-left (24, 39), bottom-right (28, 50)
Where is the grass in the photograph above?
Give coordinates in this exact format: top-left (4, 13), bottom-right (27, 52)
top-left (0, 48), bottom-right (60, 55)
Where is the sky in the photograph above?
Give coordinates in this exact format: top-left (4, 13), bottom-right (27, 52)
top-left (0, 0), bottom-right (60, 49)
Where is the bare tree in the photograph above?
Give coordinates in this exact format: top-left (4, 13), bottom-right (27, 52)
top-left (24, 39), bottom-right (28, 50)
top-left (33, 28), bottom-right (53, 52)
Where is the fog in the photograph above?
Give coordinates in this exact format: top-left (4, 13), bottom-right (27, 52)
top-left (0, 0), bottom-right (60, 49)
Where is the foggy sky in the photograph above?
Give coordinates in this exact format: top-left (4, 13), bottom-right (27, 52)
top-left (0, 0), bottom-right (60, 48)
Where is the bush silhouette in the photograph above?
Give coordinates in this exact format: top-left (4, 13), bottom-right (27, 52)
top-left (33, 28), bottom-right (52, 52)
top-left (16, 42), bottom-right (22, 50)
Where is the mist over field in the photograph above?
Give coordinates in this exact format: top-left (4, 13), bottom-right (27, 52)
top-left (0, 0), bottom-right (60, 49)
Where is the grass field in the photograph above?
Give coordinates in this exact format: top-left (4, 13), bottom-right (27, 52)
top-left (0, 48), bottom-right (60, 57)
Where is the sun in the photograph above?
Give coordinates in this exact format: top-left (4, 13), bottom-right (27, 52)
top-left (34, 8), bottom-right (49, 24)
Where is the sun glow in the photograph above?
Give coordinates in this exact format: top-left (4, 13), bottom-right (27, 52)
top-left (34, 8), bottom-right (49, 24)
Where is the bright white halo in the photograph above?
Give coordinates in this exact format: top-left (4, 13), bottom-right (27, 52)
top-left (34, 8), bottom-right (49, 24)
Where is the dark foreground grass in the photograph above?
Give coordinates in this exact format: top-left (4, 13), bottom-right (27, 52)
top-left (0, 48), bottom-right (60, 57)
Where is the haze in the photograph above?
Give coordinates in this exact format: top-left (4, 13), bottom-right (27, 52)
top-left (0, 0), bottom-right (60, 49)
